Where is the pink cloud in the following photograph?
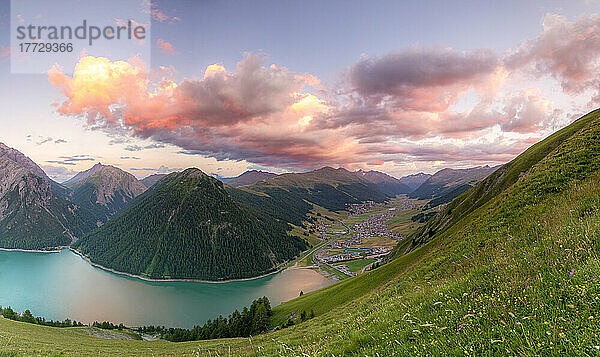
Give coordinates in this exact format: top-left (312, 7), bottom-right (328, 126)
top-left (505, 14), bottom-right (600, 103)
top-left (156, 39), bottom-right (178, 55)
top-left (51, 12), bottom-right (598, 172)
top-left (348, 45), bottom-right (500, 112)
top-left (142, 1), bottom-right (181, 23)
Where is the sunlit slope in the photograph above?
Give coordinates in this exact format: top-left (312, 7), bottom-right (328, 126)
top-left (3, 109), bottom-right (600, 355)
top-left (396, 108), bottom-right (600, 256)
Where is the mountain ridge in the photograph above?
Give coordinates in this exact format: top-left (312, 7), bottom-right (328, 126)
top-left (0, 143), bottom-right (95, 249)
top-left (64, 163), bottom-right (147, 224)
top-left (355, 169), bottom-right (412, 195)
top-left (223, 170), bottom-right (277, 187)
top-left (72, 168), bottom-right (308, 281)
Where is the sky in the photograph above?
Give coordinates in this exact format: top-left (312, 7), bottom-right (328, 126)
top-left (1, 0), bottom-right (600, 182)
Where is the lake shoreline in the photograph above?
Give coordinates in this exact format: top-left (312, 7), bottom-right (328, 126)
top-left (0, 247), bottom-right (333, 329)
top-left (0, 246), bottom-right (69, 253)
top-left (0, 246), bottom-right (327, 284)
top-left (67, 247), bottom-right (292, 284)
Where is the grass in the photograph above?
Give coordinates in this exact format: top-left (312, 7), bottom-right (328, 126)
top-left (333, 258), bottom-right (375, 273)
top-left (3, 110), bottom-right (600, 355)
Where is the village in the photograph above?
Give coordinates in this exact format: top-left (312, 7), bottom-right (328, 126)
top-left (312, 199), bottom-right (412, 277)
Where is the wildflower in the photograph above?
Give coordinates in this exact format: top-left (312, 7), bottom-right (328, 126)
top-left (569, 269), bottom-right (575, 278)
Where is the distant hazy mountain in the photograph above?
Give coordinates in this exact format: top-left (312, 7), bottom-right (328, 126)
top-left (64, 163), bottom-right (146, 224)
top-left (73, 168), bottom-right (308, 281)
top-left (227, 167), bottom-right (390, 225)
top-left (409, 165), bottom-right (500, 202)
top-left (398, 173), bottom-right (432, 191)
top-left (0, 143), bottom-right (95, 249)
top-left (140, 173), bottom-right (167, 188)
top-left (224, 170), bottom-right (277, 187)
top-left (355, 169), bottom-right (412, 196)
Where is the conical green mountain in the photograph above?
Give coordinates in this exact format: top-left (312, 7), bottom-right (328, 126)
top-left (72, 168), bottom-right (308, 281)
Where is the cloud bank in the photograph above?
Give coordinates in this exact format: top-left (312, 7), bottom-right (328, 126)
top-left (48, 14), bottom-right (600, 171)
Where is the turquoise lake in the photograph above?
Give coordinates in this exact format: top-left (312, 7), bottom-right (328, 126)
top-left (0, 249), bottom-right (332, 328)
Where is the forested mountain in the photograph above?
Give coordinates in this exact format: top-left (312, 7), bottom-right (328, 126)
top-left (227, 167), bottom-right (389, 225)
top-left (408, 165), bottom-right (499, 200)
top-left (140, 174), bottom-right (167, 188)
top-left (398, 172), bottom-right (431, 191)
top-left (355, 169), bottom-right (412, 196)
top-left (72, 168), bottom-right (308, 281)
top-left (63, 163), bottom-right (146, 224)
top-left (0, 143), bottom-right (95, 249)
top-left (223, 170), bottom-right (277, 187)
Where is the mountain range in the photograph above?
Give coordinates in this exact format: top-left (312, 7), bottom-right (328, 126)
top-left (227, 167), bottom-right (390, 226)
top-left (354, 169), bottom-right (412, 196)
top-left (398, 172), bottom-right (432, 191)
top-left (408, 165), bottom-right (500, 210)
top-left (73, 168), bottom-right (307, 280)
top-left (221, 170), bottom-right (277, 187)
top-left (140, 174), bottom-right (167, 188)
top-left (0, 141), bottom-right (499, 279)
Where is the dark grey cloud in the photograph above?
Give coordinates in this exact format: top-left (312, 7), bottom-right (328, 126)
top-left (120, 156), bottom-right (141, 160)
top-left (46, 155), bottom-right (95, 166)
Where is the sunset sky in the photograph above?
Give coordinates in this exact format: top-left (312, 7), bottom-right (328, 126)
top-left (1, 0), bottom-right (600, 181)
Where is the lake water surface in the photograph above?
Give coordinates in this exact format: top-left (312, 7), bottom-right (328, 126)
top-left (0, 249), bottom-right (331, 328)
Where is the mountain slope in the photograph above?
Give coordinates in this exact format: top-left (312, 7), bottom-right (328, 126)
top-left (0, 144), bottom-right (95, 249)
top-left (224, 170), bottom-right (277, 187)
top-left (398, 172), bottom-right (431, 191)
top-left (140, 173), bottom-right (167, 188)
top-left (0, 143), bottom-right (50, 181)
top-left (63, 164), bottom-right (146, 224)
top-left (355, 169), bottom-right (412, 196)
top-left (401, 109), bottom-right (600, 255)
top-left (408, 165), bottom-right (499, 200)
top-left (0, 142), bottom-right (71, 197)
top-left (72, 168), bottom-right (308, 281)
top-left (227, 167), bottom-right (389, 225)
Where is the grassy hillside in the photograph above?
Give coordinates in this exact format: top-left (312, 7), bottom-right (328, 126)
top-left (3, 109), bottom-right (600, 355)
top-left (401, 108), bottom-right (600, 255)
